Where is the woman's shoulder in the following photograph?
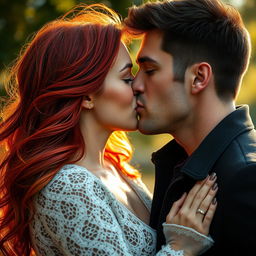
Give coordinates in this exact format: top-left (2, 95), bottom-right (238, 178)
top-left (37, 164), bottom-right (110, 204)
top-left (53, 163), bottom-right (97, 181)
top-left (49, 163), bottom-right (103, 186)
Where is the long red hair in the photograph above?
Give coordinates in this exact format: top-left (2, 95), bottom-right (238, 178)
top-left (0, 4), bottom-right (139, 255)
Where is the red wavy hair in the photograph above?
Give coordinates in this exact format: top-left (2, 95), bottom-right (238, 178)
top-left (0, 4), bottom-right (140, 255)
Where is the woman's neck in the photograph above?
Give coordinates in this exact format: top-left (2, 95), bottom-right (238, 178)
top-left (75, 112), bottom-right (112, 171)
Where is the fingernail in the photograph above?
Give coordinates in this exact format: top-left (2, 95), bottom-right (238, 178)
top-left (212, 197), bottom-right (217, 205)
top-left (209, 172), bottom-right (216, 180)
top-left (176, 192), bottom-right (186, 202)
top-left (181, 192), bottom-right (187, 198)
top-left (212, 182), bottom-right (218, 190)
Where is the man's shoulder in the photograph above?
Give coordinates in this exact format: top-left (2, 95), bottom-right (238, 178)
top-left (218, 128), bottom-right (256, 169)
top-left (231, 128), bottom-right (256, 162)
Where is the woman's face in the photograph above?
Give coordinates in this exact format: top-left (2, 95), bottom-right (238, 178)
top-left (92, 43), bottom-right (137, 131)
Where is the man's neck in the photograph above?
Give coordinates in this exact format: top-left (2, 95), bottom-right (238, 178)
top-left (173, 101), bottom-right (236, 156)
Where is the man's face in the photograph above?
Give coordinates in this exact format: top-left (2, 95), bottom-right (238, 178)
top-left (134, 30), bottom-right (191, 135)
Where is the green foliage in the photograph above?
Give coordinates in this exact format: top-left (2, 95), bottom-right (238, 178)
top-left (0, 0), bottom-right (141, 71)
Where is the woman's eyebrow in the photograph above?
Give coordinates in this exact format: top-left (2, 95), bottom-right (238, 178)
top-left (119, 63), bottom-right (133, 72)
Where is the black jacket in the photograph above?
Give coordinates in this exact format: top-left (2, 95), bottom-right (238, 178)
top-left (150, 105), bottom-right (256, 255)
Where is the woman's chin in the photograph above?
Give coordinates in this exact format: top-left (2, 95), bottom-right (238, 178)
top-left (116, 120), bottom-right (138, 132)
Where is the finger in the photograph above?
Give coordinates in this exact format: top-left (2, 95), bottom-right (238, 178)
top-left (190, 173), bottom-right (217, 212)
top-left (166, 192), bottom-right (187, 223)
top-left (197, 183), bottom-right (218, 213)
top-left (195, 183), bottom-right (218, 221)
top-left (179, 178), bottom-right (208, 211)
top-left (202, 199), bottom-right (217, 235)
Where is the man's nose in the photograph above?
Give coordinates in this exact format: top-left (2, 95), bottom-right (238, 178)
top-left (132, 74), bottom-right (144, 95)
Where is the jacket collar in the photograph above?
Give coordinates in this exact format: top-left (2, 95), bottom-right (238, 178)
top-left (152, 105), bottom-right (254, 180)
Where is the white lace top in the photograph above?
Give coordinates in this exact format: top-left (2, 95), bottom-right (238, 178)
top-left (29, 164), bottom-right (179, 255)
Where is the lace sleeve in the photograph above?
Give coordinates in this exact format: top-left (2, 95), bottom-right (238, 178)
top-left (155, 245), bottom-right (185, 256)
top-left (31, 167), bottom-right (134, 256)
top-left (154, 223), bottom-right (214, 256)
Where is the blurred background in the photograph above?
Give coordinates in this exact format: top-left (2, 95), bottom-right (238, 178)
top-left (0, 0), bottom-right (255, 192)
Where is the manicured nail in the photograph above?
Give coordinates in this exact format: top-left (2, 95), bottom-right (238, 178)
top-left (209, 172), bottom-right (216, 180)
top-left (181, 192), bottom-right (187, 198)
top-left (212, 197), bottom-right (217, 205)
top-left (176, 192), bottom-right (187, 202)
top-left (212, 182), bottom-right (218, 190)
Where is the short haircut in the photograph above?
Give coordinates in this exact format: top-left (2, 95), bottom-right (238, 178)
top-left (125, 0), bottom-right (251, 100)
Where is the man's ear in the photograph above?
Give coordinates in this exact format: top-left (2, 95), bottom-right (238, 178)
top-left (81, 95), bottom-right (94, 110)
top-left (191, 62), bottom-right (212, 94)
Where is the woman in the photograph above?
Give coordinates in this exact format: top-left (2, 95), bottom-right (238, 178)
top-left (0, 4), bottom-right (217, 256)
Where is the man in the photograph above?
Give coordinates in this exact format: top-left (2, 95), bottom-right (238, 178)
top-left (124, 0), bottom-right (256, 255)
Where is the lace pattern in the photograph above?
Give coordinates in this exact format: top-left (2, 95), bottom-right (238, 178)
top-left (163, 223), bottom-right (214, 255)
top-left (30, 164), bottom-right (184, 256)
top-left (156, 245), bottom-right (184, 256)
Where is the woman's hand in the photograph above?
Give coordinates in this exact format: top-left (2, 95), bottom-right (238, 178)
top-left (164, 173), bottom-right (218, 256)
top-left (167, 172), bottom-right (217, 234)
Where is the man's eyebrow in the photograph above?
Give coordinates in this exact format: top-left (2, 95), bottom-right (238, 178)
top-left (119, 63), bottom-right (133, 72)
top-left (137, 56), bottom-right (158, 64)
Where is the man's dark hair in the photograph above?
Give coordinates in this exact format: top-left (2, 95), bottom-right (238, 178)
top-left (124, 0), bottom-right (251, 100)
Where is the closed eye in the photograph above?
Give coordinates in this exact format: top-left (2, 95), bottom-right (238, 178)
top-left (123, 78), bottom-right (134, 85)
top-left (145, 69), bottom-right (156, 75)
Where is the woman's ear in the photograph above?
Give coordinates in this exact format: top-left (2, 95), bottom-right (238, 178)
top-left (191, 62), bottom-right (212, 95)
top-left (81, 95), bottom-right (94, 109)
